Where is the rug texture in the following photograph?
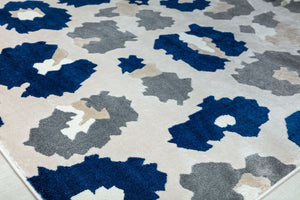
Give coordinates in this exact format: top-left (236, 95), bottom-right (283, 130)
top-left (0, 0), bottom-right (300, 199)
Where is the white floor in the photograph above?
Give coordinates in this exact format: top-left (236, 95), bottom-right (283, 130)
top-left (0, 152), bottom-right (299, 200)
top-left (0, 153), bottom-right (34, 199)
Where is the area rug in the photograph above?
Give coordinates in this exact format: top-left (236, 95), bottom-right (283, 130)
top-left (0, 0), bottom-right (299, 199)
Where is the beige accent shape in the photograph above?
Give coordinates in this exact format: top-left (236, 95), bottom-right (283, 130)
top-left (187, 37), bottom-right (228, 59)
top-left (178, 0), bottom-right (194, 3)
top-left (129, 64), bottom-right (162, 78)
top-left (115, 1), bottom-right (138, 16)
top-left (32, 48), bottom-right (71, 75)
top-left (33, 59), bottom-right (73, 75)
top-left (52, 48), bottom-right (68, 66)
top-left (135, 0), bottom-right (144, 4)
top-left (57, 105), bottom-right (96, 140)
top-left (72, 100), bottom-right (110, 125)
top-left (73, 37), bottom-right (101, 48)
top-left (234, 173), bottom-right (271, 200)
top-left (207, 1), bottom-right (235, 14)
top-left (266, 23), bottom-right (300, 46)
top-left (57, 101), bottom-right (110, 140)
top-left (179, 33), bottom-right (215, 53)
top-left (235, 184), bottom-right (265, 200)
top-left (9, 8), bottom-right (45, 20)
top-left (273, 67), bottom-right (300, 85)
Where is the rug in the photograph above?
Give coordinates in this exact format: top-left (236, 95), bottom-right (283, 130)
top-left (0, 0), bottom-right (299, 199)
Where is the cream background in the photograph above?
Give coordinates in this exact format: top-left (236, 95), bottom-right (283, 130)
top-left (0, 0), bottom-right (299, 199)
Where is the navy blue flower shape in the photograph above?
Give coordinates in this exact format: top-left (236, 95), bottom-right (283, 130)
top-left (0, 42), bottom-right (97, 98)
top-left (0, 1), bottom-right (71, 33)
top-left (168, 96), bottom-right (269, 151)
top-left (59, 0), bottom-right (110, 7)
top-left (118, 55), bottom-right (146, 73)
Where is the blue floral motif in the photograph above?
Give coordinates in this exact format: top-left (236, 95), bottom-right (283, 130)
top-left (59, 0), bottom-right (110, 7)
top-left (154, 24), bottom-right (247, 72)
top-left (169, 96), bottom-right (269, 151)
top-left (28, 155), bottom-right (167, 200)
top-left (0, 1), bottom-right (71, 33)
top-left (285, 111), bottom-right (300, 147)
top-left (118, 55), bottom-right (146, 73)
top-left (0, 42), bottom-right (97, 98)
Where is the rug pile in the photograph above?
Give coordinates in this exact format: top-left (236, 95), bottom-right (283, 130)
top-left (0, 0), bottom-right (299, 199)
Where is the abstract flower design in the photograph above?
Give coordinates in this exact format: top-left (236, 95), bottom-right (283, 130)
top-left (0, 1), bottom-right (71, 33)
